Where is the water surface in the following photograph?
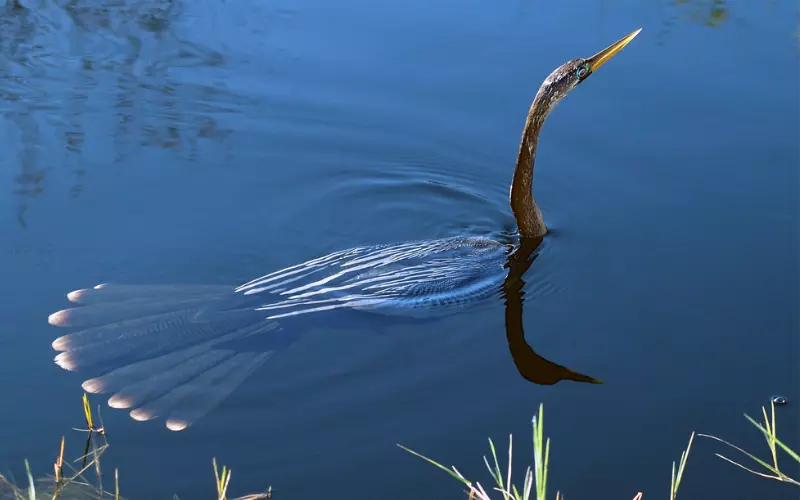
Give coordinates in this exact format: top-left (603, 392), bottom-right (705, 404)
top-left (0, 0), bottom-right (798, 498)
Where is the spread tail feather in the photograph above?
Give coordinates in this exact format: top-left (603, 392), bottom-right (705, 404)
top-left (49, 284), bottom-right (286, 431)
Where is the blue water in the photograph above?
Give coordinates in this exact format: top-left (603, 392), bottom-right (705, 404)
top-left (1, 0), bottom-right (798, 498)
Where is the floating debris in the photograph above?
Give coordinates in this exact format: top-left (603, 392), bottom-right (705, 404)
top-left (771, 395), bottom-right (787, 405)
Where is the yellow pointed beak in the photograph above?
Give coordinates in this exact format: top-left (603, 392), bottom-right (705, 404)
top-left (587, 28), bottom-right (642, 72)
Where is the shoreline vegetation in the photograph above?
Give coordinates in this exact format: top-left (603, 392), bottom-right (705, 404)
top-left (0, 395), bottom-right (272, 500)
top-left (399, 402), bottom-right (798, 499)
top-left (1, 397), bottom-right (796, 500)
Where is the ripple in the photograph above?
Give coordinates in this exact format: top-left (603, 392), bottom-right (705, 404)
top-left (276, 158), bottom-right (516, 246)
top-left (0, 0), bottom-right (270, 227)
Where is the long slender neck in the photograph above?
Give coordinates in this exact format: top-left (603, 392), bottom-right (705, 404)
top-left (510, 93), bottom-right (550, 238)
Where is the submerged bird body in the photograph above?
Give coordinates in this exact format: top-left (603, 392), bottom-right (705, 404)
top-left (49, 236), bottom-right (519, 431)
top-left (233, 235), bottom-right (513, 318)
top-left (47, 29), bottom-right (642, 431)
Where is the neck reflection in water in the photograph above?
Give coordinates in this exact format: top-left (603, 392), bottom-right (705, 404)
top-left (501, 236), bottom-right (601, 386)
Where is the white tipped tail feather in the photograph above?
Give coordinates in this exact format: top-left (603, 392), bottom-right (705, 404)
top-left (48, 237), bottom-right (515, 431)
top-left (49, 284), bottom-right (279, 431)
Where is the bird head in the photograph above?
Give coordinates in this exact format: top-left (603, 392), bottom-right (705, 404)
top-left (532, 28), bottom-right (642, 112)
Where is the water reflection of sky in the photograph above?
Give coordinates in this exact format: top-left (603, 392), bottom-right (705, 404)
top-left (0, 0), bottom-right (263, 227)
top-left (1, 0), bottom-right (794, 229)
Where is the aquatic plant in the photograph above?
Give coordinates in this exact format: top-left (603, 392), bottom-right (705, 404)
top-left (3, 395), bottom-right (796, 499)
top-left (399, 401), bottom-right (799, 499)
top-left (397, 404), bottom-right (697, 500)
top-left (698, 400), bottom-right (799, 486)
top-left (0, 394), bottom-right (272, 500)
top-left (398, 404), bottom-right (568, 500)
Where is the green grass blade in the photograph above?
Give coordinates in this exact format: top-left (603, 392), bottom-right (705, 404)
top-left (713, 453), bottom-right (789, 481)
top-left (670, 461), bottom-right (677, 500)
top-left (698, 434), bottom-right (783, 476)
top-left (744, 414), bottom-right (800, 464)
top-left (488, 438), bottom-right (504, 489)
top-left (771, 435), bottom-right (800, 465)
top-left (396, 445), bottom-right (473, 487)
top-left (530, 403), bottom-right (549, 500)
top-left (506, 434), bottom-right (513, 499)
top-left (24, 459), bottom-right (35, 500)
top-left (676, 433), bottom-right (694, 492)
top-left (523, 466), bottom-right (533, 500)
top-left (82, 394), bottom-right (94, 431)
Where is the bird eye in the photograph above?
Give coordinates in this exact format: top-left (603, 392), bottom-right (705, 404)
top-left (576, 65), bottom-right (589, 79)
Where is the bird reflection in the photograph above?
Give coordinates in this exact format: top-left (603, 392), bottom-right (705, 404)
top-left (501, 236), bottom-right (601, 385)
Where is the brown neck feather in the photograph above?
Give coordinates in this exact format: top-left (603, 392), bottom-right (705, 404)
top-left (510, 93), bottom-right (550, 239)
